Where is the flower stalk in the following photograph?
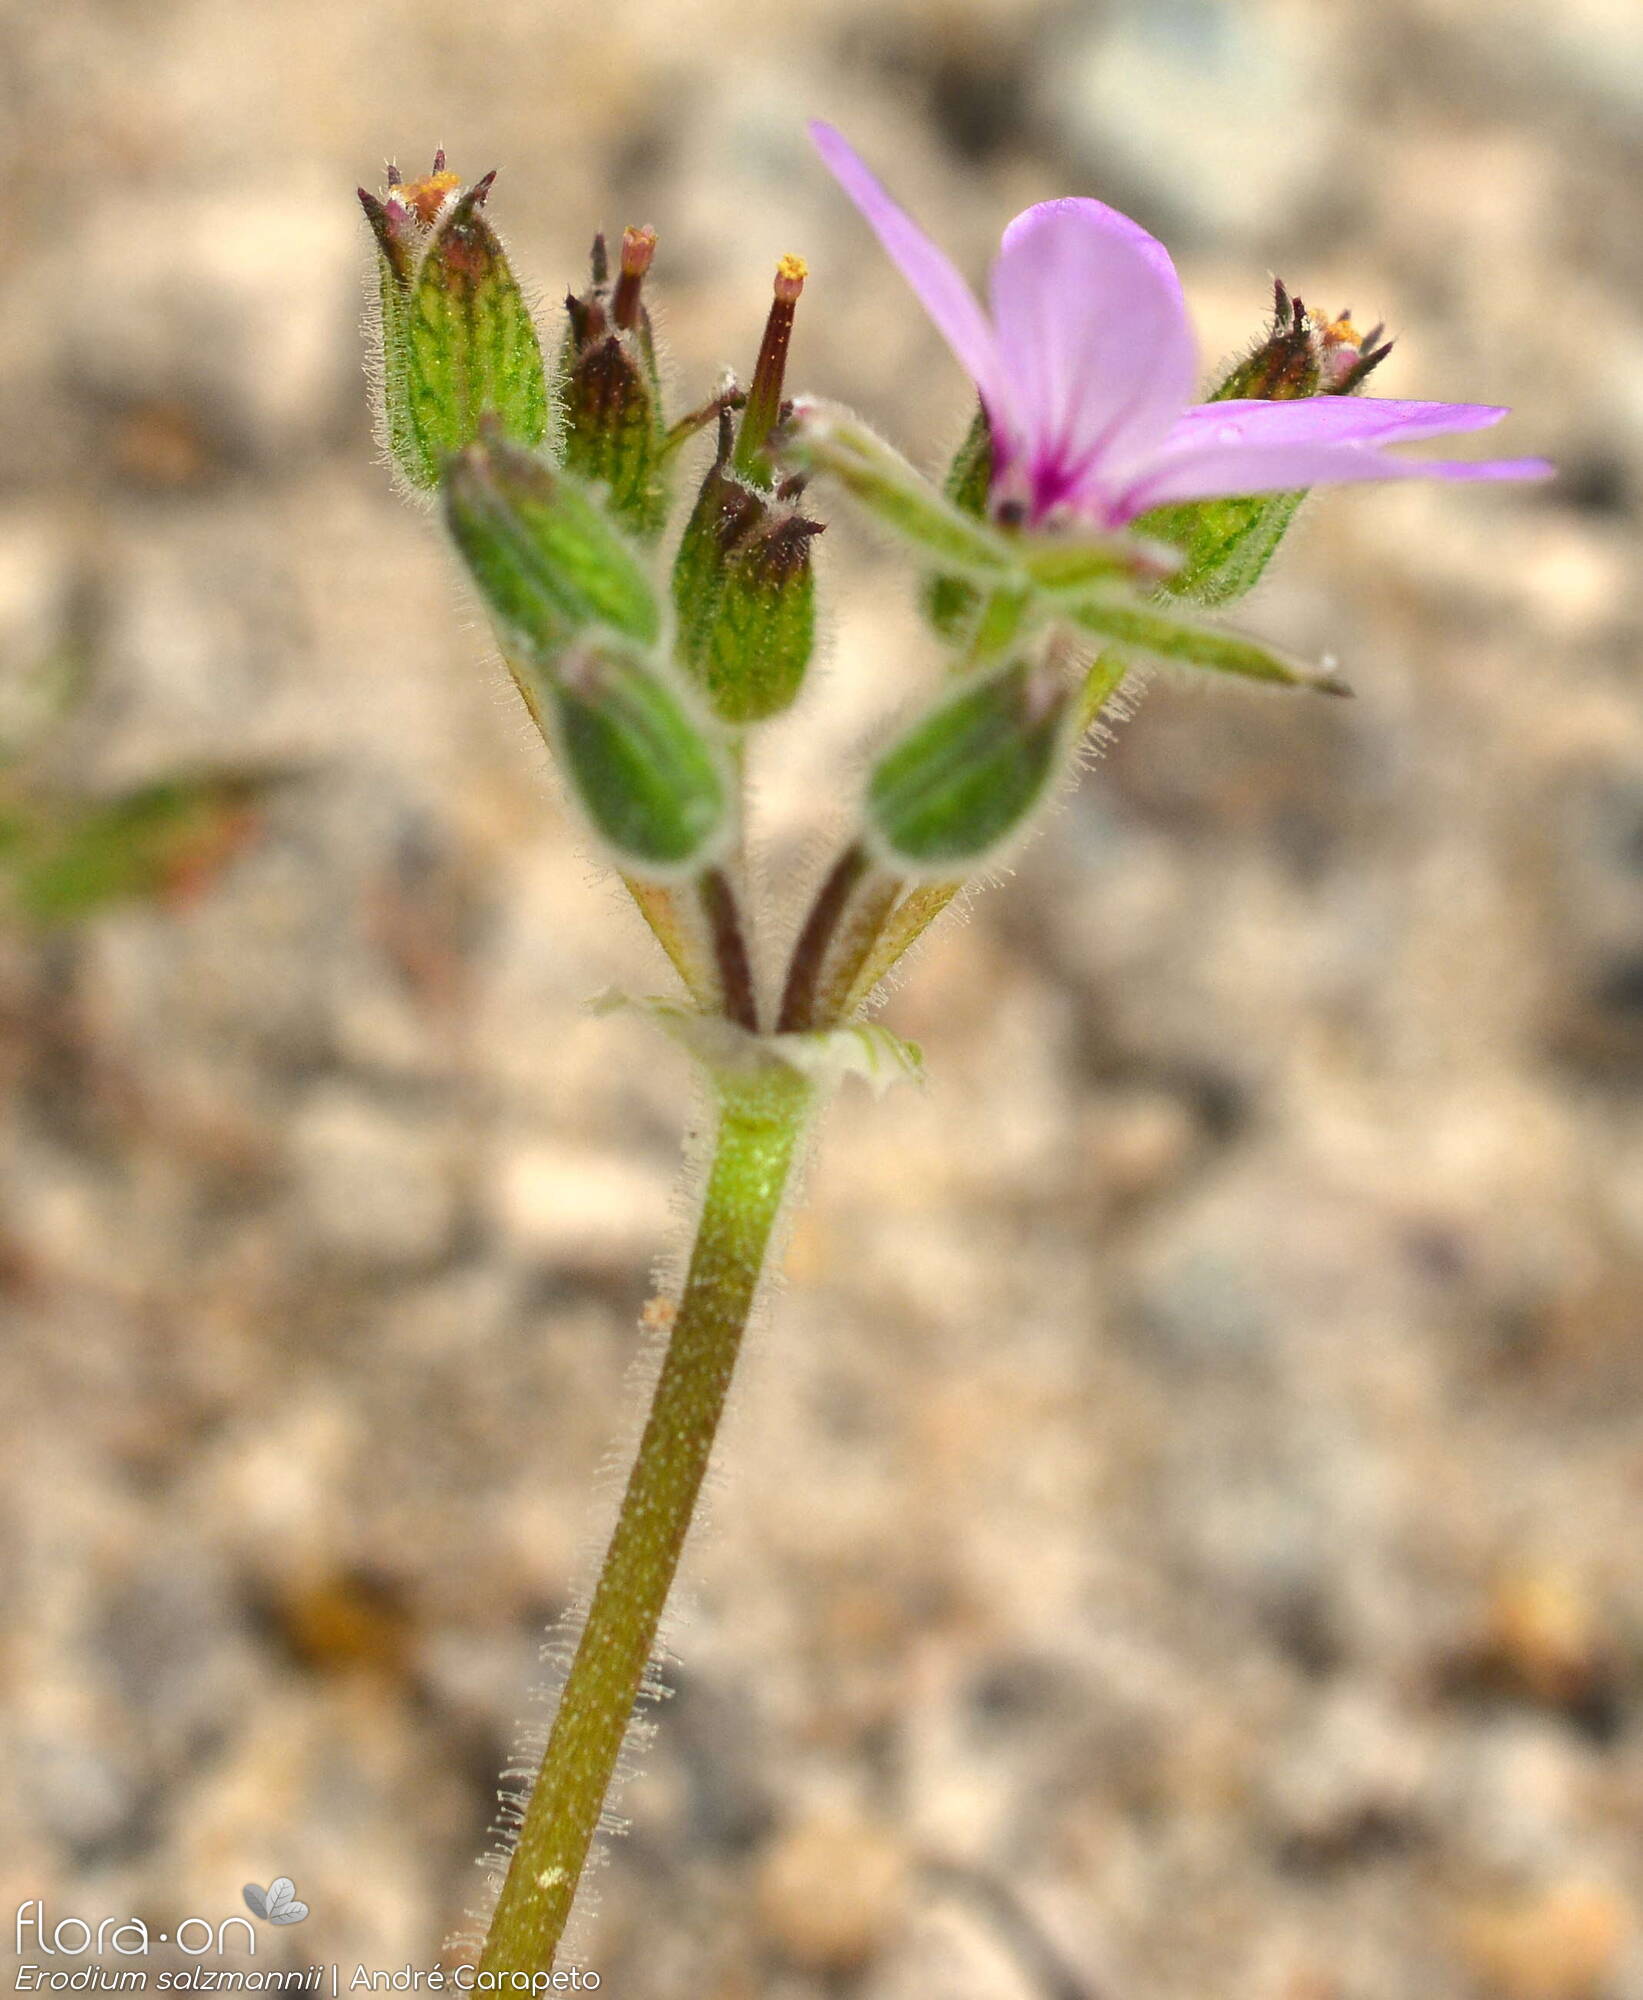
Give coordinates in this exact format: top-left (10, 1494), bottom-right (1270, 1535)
top-left (479, 1063), bottom-right (818, 1976)
top-left (777, 841), bottom-right (887, 1033)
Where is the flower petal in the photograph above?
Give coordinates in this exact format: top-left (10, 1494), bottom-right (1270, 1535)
top-left (1119, 438), bottom-right (1554, 517)
top-left (1165, 397), bottom-right (1511, 449)
top-left (809, 123), bottom-right (1011, 428)
top-left (988, 198), bottom-right (1198, 506)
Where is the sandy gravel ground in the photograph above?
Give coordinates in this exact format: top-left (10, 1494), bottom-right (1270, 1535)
top-left (2, 2), bottom-right (1641, 1995)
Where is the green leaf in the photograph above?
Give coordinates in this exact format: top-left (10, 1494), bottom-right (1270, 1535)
top-left (2, 777), bottom-right (264, 925)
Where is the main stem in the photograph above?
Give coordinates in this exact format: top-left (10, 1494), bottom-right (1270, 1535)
top-left (479, 1062), bottom-right (818, 1975)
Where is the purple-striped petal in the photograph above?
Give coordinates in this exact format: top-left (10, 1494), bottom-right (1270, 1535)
top-left (990, 199), bottom-right (1197, 510)
top-left (809, 123), bottom-right (1551, 537)
top-left (808, 123), bottom-right (1014, 436)
top-left (1117, 438), bottom-right (1554, 517)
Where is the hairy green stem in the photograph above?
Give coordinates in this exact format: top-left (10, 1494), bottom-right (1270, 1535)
top-left (478, 1062), bottom-right (818, 1975)
top-left (839, 876), bottom-right (961, 1015)
top-left (496, 640), bottom-right (717, 1011)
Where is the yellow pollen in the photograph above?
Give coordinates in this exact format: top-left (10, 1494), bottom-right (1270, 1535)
top-left (1321, 313), bottom-right (1361, 349)
top-left (774, 253), bottom-right (807, 304)
top-left (397, 170), bottom-right (461, 225)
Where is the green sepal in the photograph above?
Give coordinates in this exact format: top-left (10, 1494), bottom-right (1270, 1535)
top-left (443, 431), bottom-right (661, 656)
top-left (923, 404), bottom-right (994, 641)
top-left (782, 403), bottom-right (1176, 650)
top-left (1209, 323), bottom-right (1320, 404)
top-left (1074, 650), bottom-right (1132, 735)
top-left (964, 582), bottom-right (1032, 667)
top-left (944, 403), bottom-right (995, 517)
top-left (530, 644), bottom-right (729, 875)
top-left (560, 329), bottom-right (670, 543)
top-left (391, 182), bottom-right (548, 490)
top-left (360, 194), bottom-right (422, 488)
top-left (1066, 596), bottom-right (1349, 695)
top-left (866, 658), bottom-right (1072, 873)
top-left (1133, 491), bottom-right (1305, 607)
top-left (782, 402), bottom-right (1012, 578)
top-left (1023, 534), bottom-right (1180, 594)
top-left (672, 434), bottom-right (764, 670)
top-left (696, 514), bottom-right (819, 724)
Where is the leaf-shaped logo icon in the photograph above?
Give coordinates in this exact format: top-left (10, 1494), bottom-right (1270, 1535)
top-left (243, 1878), bottom-right (309, 1925)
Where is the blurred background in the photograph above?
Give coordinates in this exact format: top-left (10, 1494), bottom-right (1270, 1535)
top-left (1, 0), bottom-right (1640, 1995)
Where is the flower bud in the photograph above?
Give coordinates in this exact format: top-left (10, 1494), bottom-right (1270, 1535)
top-left (1211, 280), bottom-right (1393, 405)
top-left (558, 229), bottom-right (670, 542)
top-left (673, 465), bottom-right (821, 724)
top-left (1139, 280), bottom-right (1394, 606)
top-left (359, 154), bottom-right (548, 492)
top-left (865, 657), bottom-right (1072, 874)
top-left (672, 261), bottom-right (823, 724)
top-left (443, 426), bottom-right (660, 658)
top-left (541, 642), bottom-right (730, 876)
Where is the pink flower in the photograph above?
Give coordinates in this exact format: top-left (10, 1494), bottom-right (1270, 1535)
top-left (810, 123), bottom-right (1551, 530)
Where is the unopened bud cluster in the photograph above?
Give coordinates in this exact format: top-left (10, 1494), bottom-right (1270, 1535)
top-left (359, 158), bottom-right (831, 923)
top-left (1134, 280), bottom-right (1394, 605)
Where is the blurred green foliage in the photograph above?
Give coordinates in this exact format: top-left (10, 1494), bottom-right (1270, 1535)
top-left (0, 649), bottom-right (270, 928)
